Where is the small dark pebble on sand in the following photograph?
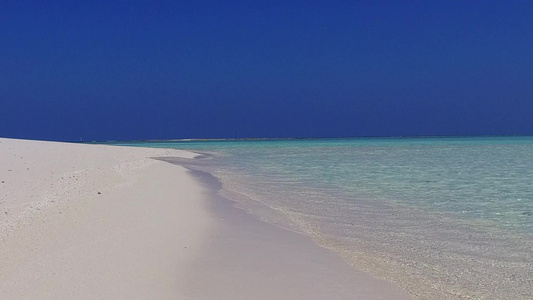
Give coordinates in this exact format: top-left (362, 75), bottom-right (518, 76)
top-left (98, 192), bottom-right (101, 194)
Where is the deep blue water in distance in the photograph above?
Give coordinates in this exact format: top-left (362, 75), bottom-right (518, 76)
top-left (112, 137), bottom-right (533, 299)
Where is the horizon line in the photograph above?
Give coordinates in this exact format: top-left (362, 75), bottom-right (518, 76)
top-left (80, 134), bottom-right (533, 144)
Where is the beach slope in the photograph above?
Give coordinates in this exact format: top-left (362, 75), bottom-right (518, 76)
top-left (0, 138), bottom-right (410, 299)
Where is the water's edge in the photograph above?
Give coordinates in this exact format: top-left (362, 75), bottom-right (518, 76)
top-left (155, 157), bottom-right (413, 300)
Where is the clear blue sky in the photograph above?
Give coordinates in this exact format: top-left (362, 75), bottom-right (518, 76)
top-left (2, 1), bottom-right (532, 141)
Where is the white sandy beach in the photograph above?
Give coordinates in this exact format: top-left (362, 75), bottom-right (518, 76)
top-left (0, 137), bottom-right (411, 299)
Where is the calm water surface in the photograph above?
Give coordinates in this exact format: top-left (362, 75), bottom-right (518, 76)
top-left (114, 137), bottom-right (533, 299)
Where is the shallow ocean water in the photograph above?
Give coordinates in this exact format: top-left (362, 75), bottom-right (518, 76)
top-left (115, 137), bottom-right (533, 299)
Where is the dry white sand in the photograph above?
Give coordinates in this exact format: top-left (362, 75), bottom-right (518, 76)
top-left (0, 137), bottom-right (411, 299)
top-left (0, 138), bottom-right (209, 299)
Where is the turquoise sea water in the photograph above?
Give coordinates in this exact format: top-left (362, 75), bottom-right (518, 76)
top-left (114, 137), bottom-right (533, 299)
